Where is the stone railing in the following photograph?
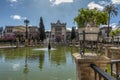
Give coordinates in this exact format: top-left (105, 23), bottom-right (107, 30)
top-left (90, 64), bottom-right (116, 80)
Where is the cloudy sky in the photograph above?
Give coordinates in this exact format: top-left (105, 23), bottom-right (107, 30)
top-left (0, 0), bottom-right (120, 30)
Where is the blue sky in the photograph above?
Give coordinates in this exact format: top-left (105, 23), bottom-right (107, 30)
top-left (0, 0), bottom-right (120, 30)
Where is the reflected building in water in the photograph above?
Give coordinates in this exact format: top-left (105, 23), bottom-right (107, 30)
top-left (49, 47), bottom-right (66, 65)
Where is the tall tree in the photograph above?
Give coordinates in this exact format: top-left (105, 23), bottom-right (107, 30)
top-left (39, 17), bottom-right (46, 42)
top-left (71, 27), bottom-right (76, 40)
top-left (104, 4), bottom-right (118, 37)
top-left (0, 27), bottom-right (3, 32)
top-left (0, 27), bottom-right (3, 35)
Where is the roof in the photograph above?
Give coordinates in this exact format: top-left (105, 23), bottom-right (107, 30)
top-left (51, 20), bottom-right (66, 25)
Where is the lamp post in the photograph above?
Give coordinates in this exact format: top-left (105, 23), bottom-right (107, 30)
top-left (24, 19), bottom-right (29, 39)
top-left (24, 19), bottom-right (29, 46)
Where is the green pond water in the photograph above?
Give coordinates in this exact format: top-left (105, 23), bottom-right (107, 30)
top-left (0, 46), bottom-right (78, 80)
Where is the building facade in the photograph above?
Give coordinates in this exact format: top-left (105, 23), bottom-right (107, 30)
top-left (28, 26), bottom-right (39, 40)
top-left (4, 26), bottom-right (38, 41)
top-left (51, 20), bottom-right (66, 43)
top-left (100, 25), bottom-right (112, 38)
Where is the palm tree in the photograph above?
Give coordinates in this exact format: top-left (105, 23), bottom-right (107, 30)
top-left (24, 19), bottom-right (30, 40)
top-left (104, 4), bottom-right (118, 37)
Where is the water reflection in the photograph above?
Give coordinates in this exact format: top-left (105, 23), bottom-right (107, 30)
top-left (23, 47), bottom-right (29, 74)
top-left (0, 46), bottom-right (77, 80)
top-left (38, 50), bottom-right (45, 70)
top-left (48, 50), bottom-right (51, 60)
top-left (4, 48), bottom-right (25, 60)
top-left (50, 47), bottom-right (66, 66)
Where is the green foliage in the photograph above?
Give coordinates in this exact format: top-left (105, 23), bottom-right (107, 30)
top-left (71, 27), bottom-right (76, 40)
top-left (39, 17), bottom-right (46, 41)
top-left (74, 8), bottom-right (109, 27)
top-left (110, 29), bottom-right (120, 36)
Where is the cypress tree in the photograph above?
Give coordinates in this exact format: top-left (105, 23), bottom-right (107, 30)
top-left (39, 17), bottom-right (46, 42)
top-left (71, 27), bottom-right (76, 40)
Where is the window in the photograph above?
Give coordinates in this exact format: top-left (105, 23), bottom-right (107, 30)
top-left (55, 27), bottom-right (62, 31)
top-left (52, 35), bottom-right (54, 38)
top-left (7, 28), bottom-right (12, 32)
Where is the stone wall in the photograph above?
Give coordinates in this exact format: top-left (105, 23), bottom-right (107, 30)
top-left (78, 27), bottom-right (99, 41)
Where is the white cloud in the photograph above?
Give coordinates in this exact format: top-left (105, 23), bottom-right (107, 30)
top-left (98, 1), bottom-right (110, 5)
top-left (11, 15), bottom-right (21, 20)
top-left (88, 1), bottom-right (104, 11)
top-left (67, 28), bottom-right (71, 31)
top-left (7, 0), bottom-right (19, 7)
top-left (112, 0), bottom-right (120, 4)
top-left (50, 0), bottom-right (73, 6)
top-left (10, 15), bottom-right (26, 20)
top-left (9, 0), bottom-right (18, 3)
top-left (110, 23), bottom-right (118, 30)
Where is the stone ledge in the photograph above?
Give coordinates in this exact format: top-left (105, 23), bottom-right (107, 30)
top-left (73, 53), bottom-right (110, 63)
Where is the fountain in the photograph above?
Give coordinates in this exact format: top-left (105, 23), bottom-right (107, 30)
top-left (48, 31), bottom-right (51, 50)
top-left (48, 40), bottom-right (51, 50)
top-left (32, 47), bottom-right (56, 51)
top-left (32, 32), bottom-right (56, 51)
top-left (32, 40), bottom-right (56, 51)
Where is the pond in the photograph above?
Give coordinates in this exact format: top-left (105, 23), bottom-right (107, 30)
top-left (0, 46), bottom-right (78, 80)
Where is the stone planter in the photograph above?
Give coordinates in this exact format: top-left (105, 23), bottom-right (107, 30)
top-left (78, 27), bottom-right (99, 41)
top-left (73, 53), bottom-right (110, 80)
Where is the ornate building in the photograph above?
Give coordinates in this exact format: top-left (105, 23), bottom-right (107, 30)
top-left (51, 20), bottom-right (66, 43)
top-left (4, 26), bottom-right (38, 41)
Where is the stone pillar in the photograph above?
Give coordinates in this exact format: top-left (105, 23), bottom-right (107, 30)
top-left (25, 39), bottom-right (28, 46)
top-left (73, 53), bottom-right (110, 80)
top-left (35, 39), bottom-right (37, 46)
top-left (104, 44), bottom-right (114, 58)
top-left (16, 38), bottom-right (19, 48)
top-left (107, 47), bottom-right (120, 73)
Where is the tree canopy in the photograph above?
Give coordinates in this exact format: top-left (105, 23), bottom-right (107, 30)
top-left (24, 19), bottom-right (29, 26)
top-left (74, 8), bottom-right (109, 27)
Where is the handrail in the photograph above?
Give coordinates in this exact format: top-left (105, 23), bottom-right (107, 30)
top-left (90, 64), bottom-right (116, 80)
top-left (110, 60), bottom-right (120, 64)
top-left (109, 60), bottom-right (120, 79)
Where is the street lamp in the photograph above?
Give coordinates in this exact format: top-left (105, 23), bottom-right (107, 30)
top-left (24, 19), bottom-right (30, 40)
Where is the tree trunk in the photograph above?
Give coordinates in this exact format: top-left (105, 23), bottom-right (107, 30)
top-left (107, 13), bottom-right (110, 37)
